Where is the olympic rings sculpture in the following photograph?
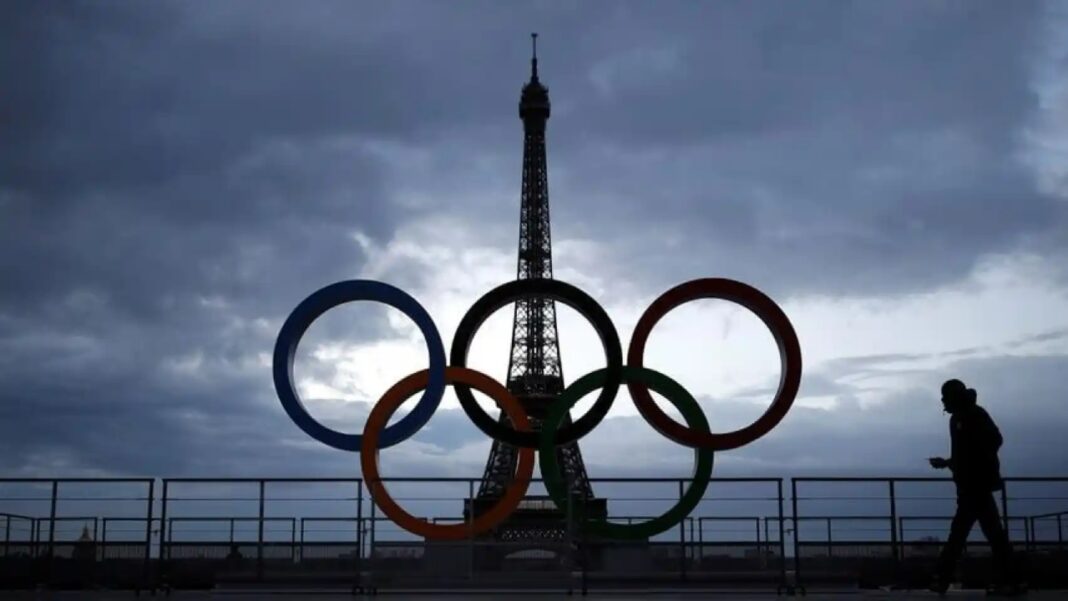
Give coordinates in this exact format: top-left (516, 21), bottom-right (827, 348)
top-left (273, 277), bottom-right (802, 541)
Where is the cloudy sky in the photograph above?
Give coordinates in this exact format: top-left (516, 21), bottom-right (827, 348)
top-left (3, 0), bottom-right (1068, 500)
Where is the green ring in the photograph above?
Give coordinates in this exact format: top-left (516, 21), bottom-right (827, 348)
top-left (540, 365), bottom-right (715, 540)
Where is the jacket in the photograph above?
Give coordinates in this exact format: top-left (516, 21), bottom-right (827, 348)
top-left (949, 404), bottom-right (1004, 493)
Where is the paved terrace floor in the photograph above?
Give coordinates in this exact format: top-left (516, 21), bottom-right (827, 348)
top-left (0, 591), bottom-right (1056, 600)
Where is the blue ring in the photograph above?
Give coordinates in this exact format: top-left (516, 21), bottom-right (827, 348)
top-left (272, 280), bottom-right (446, 451)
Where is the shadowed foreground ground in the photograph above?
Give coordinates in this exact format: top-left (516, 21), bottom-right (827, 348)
top-left (0, 591), bottom-right (1059, 600)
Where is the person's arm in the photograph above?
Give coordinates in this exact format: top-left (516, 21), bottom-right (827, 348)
top-left (929, 457), bottom-right (952, 469)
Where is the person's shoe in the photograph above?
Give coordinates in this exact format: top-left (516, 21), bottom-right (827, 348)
top-left (986, 582), bottom-right (1026, 596)
top-left (928, 576), bottom-right (950, 596)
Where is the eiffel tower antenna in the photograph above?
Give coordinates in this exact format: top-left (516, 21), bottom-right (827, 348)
top-left (531, 32), bottom-right (538, 79)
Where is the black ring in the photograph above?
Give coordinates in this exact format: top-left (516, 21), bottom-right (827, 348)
top-left (450, 278), bottom-right (623, 448)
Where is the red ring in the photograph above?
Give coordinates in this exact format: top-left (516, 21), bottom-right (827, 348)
top-left (627, 278), bottom-right (802, 450)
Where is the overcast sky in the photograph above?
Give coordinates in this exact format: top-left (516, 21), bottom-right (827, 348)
top-left (3, 0), bottom-right (1068, 505)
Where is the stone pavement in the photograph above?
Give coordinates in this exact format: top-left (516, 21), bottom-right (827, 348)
top-left (0, 590), bottom-right (1057, 601)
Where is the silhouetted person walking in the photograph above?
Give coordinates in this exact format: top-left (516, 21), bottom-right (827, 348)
top-left (928, 379), bottom-right (1022, 595)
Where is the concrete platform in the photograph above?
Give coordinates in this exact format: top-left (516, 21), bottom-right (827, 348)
top-left (0, 590), bottom-right (1056, 601)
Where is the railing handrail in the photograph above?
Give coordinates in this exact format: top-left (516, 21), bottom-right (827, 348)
top-left (5, 475), bottom-right (1065, 484)
top-left (791, 476), bottom-right (1068, 482)
top-left (0, 478), bottom-right (153, 483)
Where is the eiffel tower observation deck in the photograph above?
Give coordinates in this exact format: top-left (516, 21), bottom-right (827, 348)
top-left (463, 35), bottom-right (607, 544)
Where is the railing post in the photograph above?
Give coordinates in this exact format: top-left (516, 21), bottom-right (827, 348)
top-left (678, 479), bottom-right (687, 581)
top-left (577, 492), bottom-right (588, 595)
top-left (1000, 482), bottom-right (1010, 533)
top-left (47, 480), bottom-right (58, 588)
top-left (1058, 514), bottom-right (1063, 552)
top-left (889, 480), bottom-right (900, 576)
top-left (791, 479), bottom-right (801, 589)
top-left (689, 516), bottom-right (696, 563)
top-left (141, 479), bottom-right (154, 595)
top-left (1026, 517), bottom-right (1032, 550)
top-left (3, 515), bottom-right (9, 559)
top-left (356, 479), bottom-right (363, 591)
top-left (369, 485), bottom-right (376, 588)
top-left (290, 517), bottom-right (296, 563)
top-left (826, 517), bottom-right (833, 559)
top-left (764, 516), bottom-right (771, 560)
top-left (754, 517), bottom-right (760, 561)
top-left (468, 479), bottom-right (475, 582)
top-left (157, 480), bottom-right (168, 593)
top-left (299, 518), bottom-right (304, 564)
top-left (563, 484), bottom-right (572, 588)
top-left (257, 480), bottom-right (265, 582)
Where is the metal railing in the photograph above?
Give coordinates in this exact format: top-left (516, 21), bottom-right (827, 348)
top-left (789, 477), bottom-right (1068, 592)
top-left (158, 477), bottom-right (363, 589)
top-left (2, 475), bottom-right (1066, 593)
top-left (0, 478), bottom-right (154, 592)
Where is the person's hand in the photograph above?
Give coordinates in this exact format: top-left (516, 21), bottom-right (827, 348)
top-left (928, 457), bottom-right (949, 469)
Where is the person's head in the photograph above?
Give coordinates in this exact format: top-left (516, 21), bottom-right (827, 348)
top-left (941, 378), bottom-right (977, 414)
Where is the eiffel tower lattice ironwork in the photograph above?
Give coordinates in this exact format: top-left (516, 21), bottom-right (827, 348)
top-left (467, 34), bottom-right (605, 543)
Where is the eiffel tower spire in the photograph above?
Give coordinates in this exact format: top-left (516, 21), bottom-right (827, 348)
top-left (475, 35), bottom-right (596, 508)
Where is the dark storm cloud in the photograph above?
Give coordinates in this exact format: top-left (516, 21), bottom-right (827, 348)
top-left (0, 0), bottom-right (1065, 480)
top-left (571, 2), bottom-right (1039, 145)
top-left (3, 3), bottom-right (444, 193)
top-left (540, 1), bottom-right (1067, 299)
top-left (0, 1), bottom-right (429, 474)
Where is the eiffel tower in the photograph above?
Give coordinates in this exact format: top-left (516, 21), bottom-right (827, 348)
top-left (465, 34), bottom-right (607, 544)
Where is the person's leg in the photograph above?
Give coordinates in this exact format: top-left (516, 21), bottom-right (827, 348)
top-left (935, 496), bottom-right (978, 584)
top-left (975, 492), bottom-right (1017, 585)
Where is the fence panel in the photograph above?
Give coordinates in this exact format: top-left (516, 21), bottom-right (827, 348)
top-left (0, 479), bottom-right (153, 591)
top-left (791, 477), bottom-right (1068, 591)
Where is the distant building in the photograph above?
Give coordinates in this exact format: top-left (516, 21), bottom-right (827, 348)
top-left (73, 525), bottom-right (96, 562)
